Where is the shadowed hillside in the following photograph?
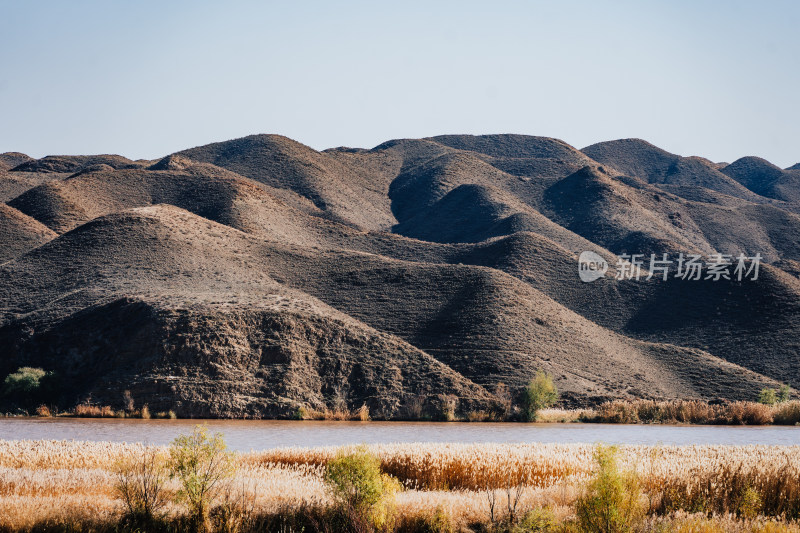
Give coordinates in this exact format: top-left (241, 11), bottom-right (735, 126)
top-left (0, 134), bottom-right (797, 416)
top-left (721, 156), bottom-right (800, 203)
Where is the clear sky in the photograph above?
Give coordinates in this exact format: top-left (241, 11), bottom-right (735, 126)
top-left (1, 1), bottom-right (798, 167)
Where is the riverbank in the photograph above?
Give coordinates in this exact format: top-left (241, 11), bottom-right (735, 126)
top-left (6, 399), bottom-right (800, 426)
top-left (0, 439), bottom-right (799, 532)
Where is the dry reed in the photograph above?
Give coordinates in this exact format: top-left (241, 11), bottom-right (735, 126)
top-left (1, 440), bottom-right (799, 530)
top-left (583, 399), bottom-right (784, 425)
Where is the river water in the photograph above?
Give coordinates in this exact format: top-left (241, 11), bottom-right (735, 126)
top-left (0, 419), bottom-right (798, 451)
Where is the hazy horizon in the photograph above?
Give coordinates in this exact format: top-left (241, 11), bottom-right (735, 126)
top-left (2, 1), bottom-right (798, 167)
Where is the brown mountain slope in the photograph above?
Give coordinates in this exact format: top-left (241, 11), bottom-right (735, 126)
top-left (426, 134), bottom-right (596, 182)
top-left (543, 166), bottom-right (713, 256)
top-left (581, 138), bottom-right (767, 202)
top-left (194, 227), bottom-right (780, 402)
top-left (393, 181), bottom-right (613, 260)
top-left (385, 150), bottom-right (611, 255)
top-left (3, 157), bottom-right (468, 258)
top-left (384, 140), bottom-right (800, 264)
top-left (721, 156), bottom-right (800, 203)
top-left (542, 165), bottom-right (800, 263)
top-left (0, 169), bottom-right (69, 202)
top-left (10, 154), bottom-right (145, 173)
top-left (1, 205), bottom-right (780, 406)
top-left (176, 135), bottom-right (396, 230)
top-left (444, 228), bottom-right (800, 389)
top-left (1, 133), bottom-right (798, 415)
top-left (389, 152), bottom-right (515, 221)
top-left (0, 152), bottom-right (32, 171)
top-left (428, 134), bottom-right (593, 163)
top-left (686, 202), bottom-right (800, 262)
top-left (7, 158), bottom-right (329, 238)
top-left (0, 203), bottom-right (57, 262)
top-left (0, 206), bottom-right (494, 417)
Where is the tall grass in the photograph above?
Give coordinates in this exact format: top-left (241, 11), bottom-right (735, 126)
top-left (1, 440), bottom-right (800, 531)
top-left (582, 399), bottom-right (786, 425)
top-left (114, 446), bottom-right (170, 526)
top-left (295, 404), bottom-right (372, 421)
top-left (74, 404), bottom-right (117, 418)
top-left (774, 401), bottom-right (800, 425)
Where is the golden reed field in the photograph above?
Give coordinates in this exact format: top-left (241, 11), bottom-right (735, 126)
top-left (1, 438), bottom-right (800, 532)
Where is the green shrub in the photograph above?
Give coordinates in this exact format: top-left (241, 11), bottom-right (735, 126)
top-left (509, 508), bottom-right (557, 532)
top-left (575, 445), bottom-right (644, 533)
top-left (738, 486), bottom-right (763, 520)
top-left (758, 388), bottom-right (778, 405)
top-left (521, 371), bottom-right (559, 422)
top-left (168, 425), bottom-right (237, 531)
top-left (410, 506), bottom-right (455, 533)
top-left (3, 367), bottom-right (47, 395)
top-left (324, 445), bottom-right (400, 530)
top-left (778, 384), bottom-right (792, 403)
top-left (3, 367), bottom-right (59, 409)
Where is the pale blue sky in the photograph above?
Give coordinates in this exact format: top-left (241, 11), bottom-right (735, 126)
top-left (1, 1), bottom-right (798, 166)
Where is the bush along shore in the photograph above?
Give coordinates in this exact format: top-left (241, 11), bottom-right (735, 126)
top-left (1, 430), bottom-right (800, 532)
top-left (3, 367), bottom-right (799, 424)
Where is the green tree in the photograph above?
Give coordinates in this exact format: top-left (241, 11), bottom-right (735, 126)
top-left (575, 445), bottom-right (644, 533)
top-left (3, 367), bottom-right (58, 409)
top-left (3, 367), bottom-right (47, 395)
top-left (324, 446), bottom-right (400, 529)
top-left (168, 425), bottom-right (236, 531)
top-left (521, 371), bottom-right (559, 422)
top-left (778, 384), bottom-right (792, 403)
top-left (758, 388), bottom-right (778, 405)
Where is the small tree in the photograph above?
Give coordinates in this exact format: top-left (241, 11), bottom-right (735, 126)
top-left (3, 367), bottom-right (47, 395)
top-left (738, 486), bottom-right (763, 520)
top-left (758, 388), bottom-right (778, 405)
top-left (3, 367), bottom-right (57, 409)
top-left (521, 371), bottom-right (559, 422)
top-left (168, 425), bottom-right (237, 531)
top-left (324, 446), bottom-right (400, 529)
top-left (114, 447), bottom-right (169, 526)
top-left (575, 445), bottom-right (644, 533)
top-left (778, 384), bottom-right (792, 403)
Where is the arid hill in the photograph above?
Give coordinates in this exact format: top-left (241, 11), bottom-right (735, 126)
top-left (0, 135), bottom-right (797, 417)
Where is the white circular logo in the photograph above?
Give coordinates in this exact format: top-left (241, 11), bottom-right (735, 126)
top-left (578, 251), bottom-right (608, 283)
